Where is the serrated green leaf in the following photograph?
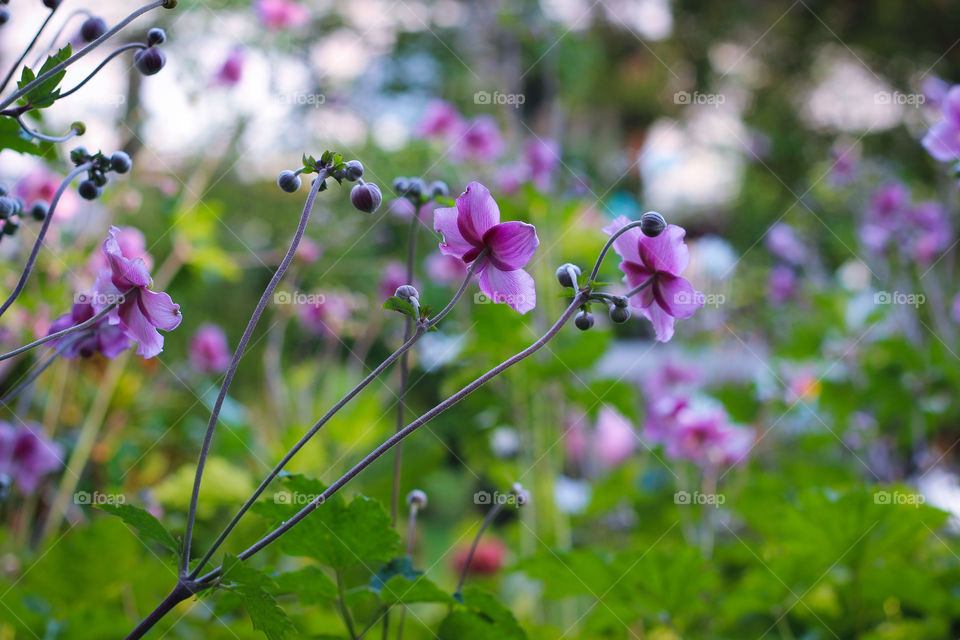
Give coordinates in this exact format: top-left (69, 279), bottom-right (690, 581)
top-left (370, 557), bottom-right (420, 593)
top-left (219, 555), bottom-right (295, 640)
top-left (0, 117), bottom-right (41, 155)
top-left (95, 503), bottom-right (178, 554)
top-left (382, 296), bottom-right (418, 321)
top-left (18, 45), bottom-right (71, 109)
top-left (380, 574), bottom-right (453, 605)
top-left (274, 566), bottom-right (337, 604)
top-left (439, 588), bottom-right (526, 639)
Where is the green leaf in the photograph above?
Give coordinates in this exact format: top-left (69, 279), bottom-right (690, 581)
top-left (18, 45), bottom-right (71, 109)
top-left (382, 296), bottom-right (418, 321)
top-left (95, 503), bottom-right (178, 554)
top-left (274, 566), bottom-right (337, 605)
top-left (370, 556), bottom-right (420, 592)
top-left (220, 555), bottom-right (296, 640)
top-left (0, 117), bottom-right (40, 155)
top-left (439, 588), bottom-right (526, 640)
top-left (380, 574), bottom-right (453, 605)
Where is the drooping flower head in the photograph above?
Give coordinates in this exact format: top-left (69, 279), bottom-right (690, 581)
top-left (433, 182), bottom-right (538, 313)
top-left (91, 226), bottom-right (181, 359)
top-left (0, 423), bottom-right (62, 493)
top-left (87, 225), bottom-right (153, 274)
top-left (922, 84), bottom-right (960, 162)
top-left (189, 324), bottom-right (231, 374)
top-left (48, 298), bottom-right (132, 359)
top-left (602, 215), bottom-right (704, 342)
top-left (255, 0), bottom-right (309, 30)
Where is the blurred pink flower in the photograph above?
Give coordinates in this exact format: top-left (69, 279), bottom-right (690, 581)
top-left (416, 100), bottom-right (465, 139)
top-left (0, 423), bottom-right (62, 493)
top-left (452, 116), bottom-right (505, 163)
top-left (859, 182), bottom-right (910, 253)
top-left (764, 223), bottom-right (806, 265)
top-left (296, 292), bottom-right (352, 336)
top-left (255, 0), bottom-right (308, 30)
top-left (524, 138), bottom-right (560, 190)
top-left (922, 76), bottom-right (950, 110)
top-left (829, 142), bottom-right (859, 186)
top-left (565, 407), bottom-right (636, 470)
top-left (379, 260), bottom-right (413, 300)
top-left (665, 407), bottom-right (751, 468)
top-left (214, 47), bottom-right (244, 86)
top-left (767, 265), bottom-right (798, 304)
top-left (15, 169), bottom-right (78, 221)
top-left (905, 202), bottom-right (951, 264)
top-left (922, 85), bottom-right (960, 162)
top-left (189, 324), bottom-right (231, 374)
top-left (295, 237), bottom-right (322, 264)
top-left (424, 251), bottom-right (467, 286)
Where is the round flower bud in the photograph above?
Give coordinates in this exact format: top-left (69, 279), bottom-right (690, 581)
top-left (392, 177), bottom-right (409, 194)
top-left (110, 151), bottom-right (132, 174)
top-left (70, 146), bottom-right (89, 165)
top-left (134, 47), bottom-right (166, 76)
top-left (574, 310), bottom-right (594, 331)
top-left (0, 197), bottom-right (15, 219)
top-left (406, 489), bottom-right (428, 509)
top-left (406, 178), bottom-right (426, 199)
top-left (609, 305), bottom-right (631, 324)
top-left (555, 263), bottom-right (581, 288)
top-left (42, 0), bottom-right (61, 9)
top-left (640, 211), bottom-right (667, 237)
top-left (78, 180), bottom-right (101, 201)
top-left (3, 218), bottom-right (19, 235)
top-left (350, 182), bottom-right (382, 214)
top-left (395, 284), bottom-right (419, 301)
top-left (512, 482), bottom-right (530, 506)
top-left (612, 296), bottom-right (628, 308)
top-left (277, 170), bottom-right (301, 193)
top-left (29, 200), bottom-right (48, 221)
top-left (0, 9), bottom-right (10, 25)
top-left (146, 28), bottom-right (167, 46)
top-left (429, 180), bottom-right (449, 198)
top-left (342, 160), bottom-right (363, 181)
top-left (80, 16), bottom-right (107, 42)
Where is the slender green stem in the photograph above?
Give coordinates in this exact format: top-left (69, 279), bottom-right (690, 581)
top-left (337, 570), bottom-right (358, 639)
top-left (16, 117), bottom-right (82, 143)
top-left (588, 220), bottom-right (644, 282)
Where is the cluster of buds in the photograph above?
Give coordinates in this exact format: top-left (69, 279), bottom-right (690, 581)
top-left (0, 185), bottom-right (43, 242)
top-left (134, 28), bottom-right (167, 76)
top-left (277, 151), bottom-right (382, 214)
top-left (392, 176), bottom-right (449, 204)
top-left (70, 147), bottom-right (133, 200)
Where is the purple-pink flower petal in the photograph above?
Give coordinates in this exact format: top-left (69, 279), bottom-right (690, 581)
top-left (483, 221), bottom-right (539, 271)
top-left (456, 182), bottom-right (501, 245)
top-left (478, 266), bottom-right (536, 314)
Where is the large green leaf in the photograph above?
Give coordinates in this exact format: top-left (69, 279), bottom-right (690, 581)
top-left (95, 503), bottom-right (178, 555)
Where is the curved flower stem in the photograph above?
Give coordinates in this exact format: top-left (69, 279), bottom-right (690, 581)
top-left (30, 9), bottom-right (92, 68)
top-left (0, 337), bottom-right (76, 407)
top-left (391, 209), bottom-right (421, 524)
top-left (56, 44), bottom-right (146, 101)
top-left (16, 117), bottom-right (82, 143)
top-left (623, 276), bottom-right (656, 298)
top-left (181, 170), bottom-right (329, 576)
top-left (0, 298), bottom-right (120, 362)
top-left (187, 258), bottom-right (482, 579)
top-left (195, 289), bottom-right (587, 583)
top-left (454, 497), bottom-right (510, 595)
top-left (587, 220), bottom-right (644, 283)
top-left (0, 163), bottom-right (91, 319)
top-left (0, 6), bottom-right (58, 95)
top-left (0, 0), bottom-right (165, 112)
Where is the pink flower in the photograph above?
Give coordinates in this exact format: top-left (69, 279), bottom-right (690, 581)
top-left (564, 407), bottom-right (636, 470)
top-left (905, 202), bottom-right (951, 264)
top-left (48, 299), bottom-right (132, 359)
top-left (524, 138), bottom-right (560, 190)
top-left (295, 292), bottom-right (352, 336)
top-left (255, 0), bottom-right (308, 30)
top-left (15, 169), bottom-right (78, 221)
top-left (295, 237), bottom-right (322, 264)
top-left (379, 260), bottom-right (413, 300)
top-left (829, 142), bottom-right (859, 187)
top-left (433, 182), bottom-right (538, 314)
top-left (859, 182), bottom-right (910, 253)
top-left (767, 265), bottom-right (798, 304)
top-left (213, 47), bottom-right (244, 86)
top-left (922, 85), bottom-right (960, 162)
top-left (665, 407), bottom-right (751, 468)
top-left (416, 100), bottom-right (465, 139)
top-left (189, 324), bottom-right (230, 374)
top-left (922, 76), bottom-right (950, 110)
top-left (0, 423), bottom-right (62, 493)
top-left (602, 216), bottom-right (704, 342)
top-left (452, 117), bottom-right (505, 163)
top-left (764, 223), bottom-right (806, 265)
top-left (424, 251), bottom-right (467, 286)
top-left (91, 226), bottom-right (182, 359)
top-left (641, 360), bottom-right (700, 399)
top-left (88, 225), bottom-right (153, 274)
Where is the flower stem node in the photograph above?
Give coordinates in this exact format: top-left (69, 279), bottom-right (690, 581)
top-left (78, 180), bottom-right (101, 201)
top-left (394, 285), bottom-right (419, 302)
top-left (575, 310), bottom-right (594, 331)
top-left (556, 263), bottom-right (582, 288)
top-left (342, 160), bottom-right (363, 181)
top-left (640, 211), bottom-right (667, 237)
top-left (134, 48), bottom-right (166, 76)
top-left (277, 170), bottom-right (301, 193)
top-left (406, 489), bottom-right (428, 509)
top-left (609, 305), bottom-right (631, 324)
top-left (80, 16), bottom-right (107, 42)
top-left (110, 152), bottom-right (132, 174)
top-left (350, 182), bottom-right (382, 213)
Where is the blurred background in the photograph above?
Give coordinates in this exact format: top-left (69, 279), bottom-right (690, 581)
top-left (2, 0), bottom-right (960, 638)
